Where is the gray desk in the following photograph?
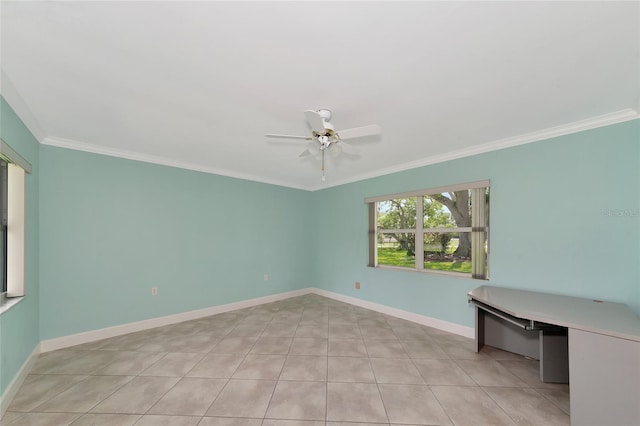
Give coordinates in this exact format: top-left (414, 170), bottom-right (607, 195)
top-left (468, 285), bottom-right (640, 426)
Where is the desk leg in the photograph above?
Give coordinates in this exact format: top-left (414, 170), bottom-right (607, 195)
top-left (539, 328), bottom-right (568, 383)
top-left (475, 305), bottom-right (485, 353)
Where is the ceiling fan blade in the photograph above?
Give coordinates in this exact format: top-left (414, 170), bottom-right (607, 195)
top-left (340, 150), bottom-right (361, 160)
top-left (337, 124), bottom-right (382, 140)
top-left (304, 110), bottom-right (327, 134)
top-left (338, 141), bottom-right (360, 155)
top-left (265, 134), bottom-right (312, 140)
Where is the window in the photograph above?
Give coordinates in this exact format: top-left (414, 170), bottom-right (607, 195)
top-left (367, 180), bottom-right (489, 279)
top-left (0, 138), bottom-right (30, 301)
top-left (1, 160), bottom-right (7, 294)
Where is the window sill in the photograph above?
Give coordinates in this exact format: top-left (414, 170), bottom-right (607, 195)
top-left (0, 294), bottom-right (25, 315)
top-left (370, 264), bottom-right (489, 280)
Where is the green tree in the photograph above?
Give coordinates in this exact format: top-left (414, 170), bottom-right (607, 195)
top-left (427, 191), bottom-right (471, 257)
top-left (423, 197), bottom-right (454, 256)
top-left (378, 198), bottom-right (416, 254)
top-left (378, 197), bottom-right (453, 256)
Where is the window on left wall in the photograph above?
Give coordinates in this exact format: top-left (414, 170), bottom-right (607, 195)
top-left (0, 138), bottom-right (30, 302)
top-left (1, 160), bottom-right (8, 295)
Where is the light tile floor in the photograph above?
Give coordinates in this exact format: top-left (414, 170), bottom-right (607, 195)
top-left (3, 294), bottom-right (570, 425)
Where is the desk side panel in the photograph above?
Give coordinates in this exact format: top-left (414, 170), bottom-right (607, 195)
top-left (484, 314), bottom-right (539, 359)
top-left (569, 329), bottom-right (640, 426)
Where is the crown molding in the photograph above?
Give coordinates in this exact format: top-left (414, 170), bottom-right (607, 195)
top-left (0, 71), bottom-right (47, 142)
top-left (37, 108), bottom-right (640, 192)
top-left (307, 108), bottom-right (640, 191)
top-left (40, 136), bottom-right (309, 191)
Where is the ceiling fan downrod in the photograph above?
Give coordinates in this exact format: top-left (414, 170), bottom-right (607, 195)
top-left (318, 135), bottom-right (329, 181)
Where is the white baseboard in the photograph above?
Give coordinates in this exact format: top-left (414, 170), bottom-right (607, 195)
top-left (40, 288), bottom-right (311, 352)
top-left (40, 286), bottom-right (473, 352)
top-left (309, 288), bottom-right (474, 339)
top-left (0, 343), bottom-right (40, 418)
top-left (2, 287), bottom-right (473, 415)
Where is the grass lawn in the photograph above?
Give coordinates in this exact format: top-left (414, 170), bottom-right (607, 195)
top-left (377, 247), bottom-right (415, 268)
top-left (423, 260), bottom-right (471, 273)
top-left (378, 247), bottom-right (471, 273)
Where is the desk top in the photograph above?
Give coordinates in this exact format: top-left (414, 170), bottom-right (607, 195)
top-left (468, 285), bottom-right (640, 342)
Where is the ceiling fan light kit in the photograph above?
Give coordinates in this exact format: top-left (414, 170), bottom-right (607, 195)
top-left (266, 109), bottom-right (381, 181)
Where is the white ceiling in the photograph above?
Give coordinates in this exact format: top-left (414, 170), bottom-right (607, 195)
top-left (1, 1), bottom-right (639, 190)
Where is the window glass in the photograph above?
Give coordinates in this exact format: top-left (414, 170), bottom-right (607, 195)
top-left (376, 198), bottom-right (417, 267)
top-left (423, 232), bottom-right (472, 273)
top-left (1, 160), bottom-right (7, 294)
top-left (377, 235), bottom-right (416, 267)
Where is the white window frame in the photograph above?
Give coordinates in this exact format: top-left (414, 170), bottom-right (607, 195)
top-left (366, 180), bottom-right (489, 279)
top-left (0, 138), bottom-right (30, 304)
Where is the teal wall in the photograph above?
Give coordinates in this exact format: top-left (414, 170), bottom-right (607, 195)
top-left (311, 120), bottom-right (640, 326)
top-left (0, 97), bottom-right (40, 396)
top-left (38, 146), bottom-right (313, 340)
top-left (2, 91), bottom-right (639, 401)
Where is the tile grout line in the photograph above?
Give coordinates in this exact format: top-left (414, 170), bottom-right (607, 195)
top-left (259, 306), bottom-right (295, 422)
top-left (366, 318), bottom-right (392, 425)
top-left (199, 307), bottom-right (266, 420)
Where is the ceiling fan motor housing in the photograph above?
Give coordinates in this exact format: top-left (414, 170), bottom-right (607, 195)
top-left (322, 122), bottom-right (335, 132)
top-left (317, 109), bottom-right (332, 121)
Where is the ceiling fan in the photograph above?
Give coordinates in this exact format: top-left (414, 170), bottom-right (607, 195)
top-left (266, 109), bottom-right (381, 181)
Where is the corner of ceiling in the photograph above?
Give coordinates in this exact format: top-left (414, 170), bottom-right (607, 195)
top-left (0, 70), bottom-right (47, 143)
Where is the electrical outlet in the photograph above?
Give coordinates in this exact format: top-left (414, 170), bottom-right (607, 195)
top-left (355, 281), bottom-right (360, 289)
top-left (263, 274), bottom-right (269, 281)
top-left (151, 287), bottom-right (158, 296)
